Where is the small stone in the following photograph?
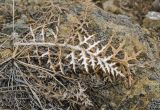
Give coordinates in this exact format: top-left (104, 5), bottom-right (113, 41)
top-left (145, 11), bottom-right (160, 20)
top-left (148, 74), bottom-right (157, 81)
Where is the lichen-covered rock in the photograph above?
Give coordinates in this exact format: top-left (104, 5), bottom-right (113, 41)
top-left (0, 0), bottom-right (159, 110)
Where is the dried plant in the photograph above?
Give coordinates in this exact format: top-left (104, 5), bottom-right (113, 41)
top-left (15, 26), bottom-right (125, 77)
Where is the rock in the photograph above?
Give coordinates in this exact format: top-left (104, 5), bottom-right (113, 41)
top-left (2, 14), bottom-right (29, 34)
top-left (102, 0), bottom-right (124, 14)
top-left (70, 2), bottom-right (144, 42)
top-left (148, 99), bottom-right (160, 110)
top-left (145, 11), bottom-right (160, 20)
top-left (149, 74), bottom-right (158, 80)
top-left (152, 0), bottom-right (160, 11)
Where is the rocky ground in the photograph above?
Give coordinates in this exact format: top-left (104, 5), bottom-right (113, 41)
top-left (0, 0), bottom-right (160, 110)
